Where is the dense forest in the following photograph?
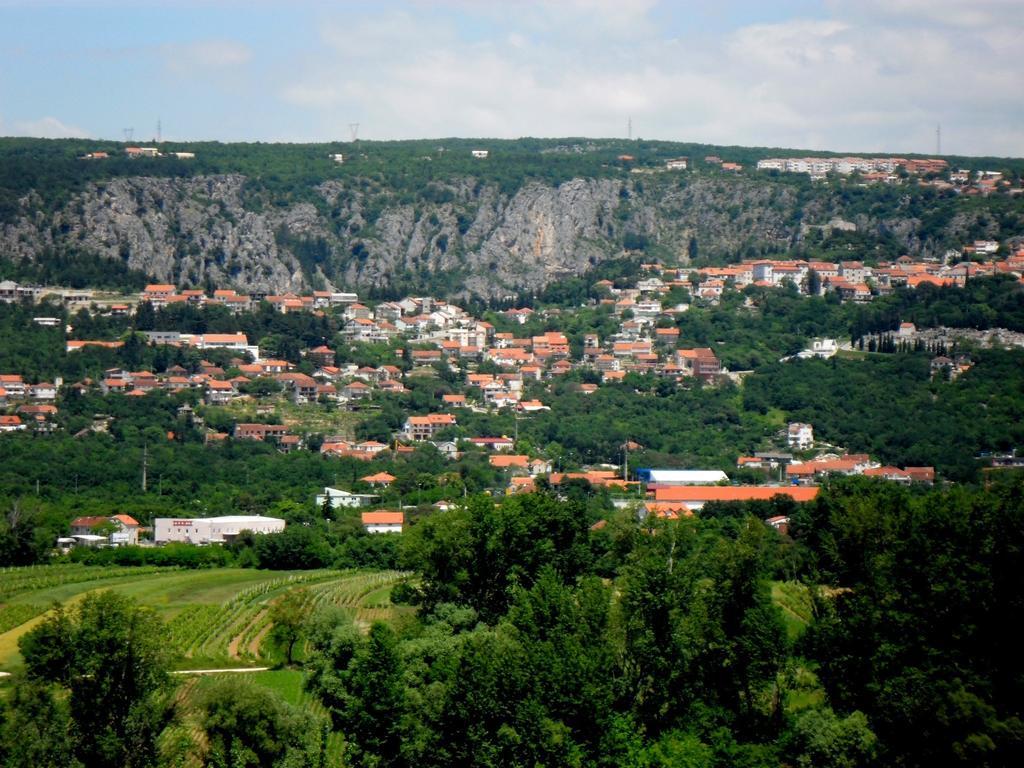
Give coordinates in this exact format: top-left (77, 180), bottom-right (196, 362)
top-left (2, 477), bottom-right (1022, 767)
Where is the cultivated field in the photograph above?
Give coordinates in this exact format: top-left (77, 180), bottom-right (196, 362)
top-left (0, 564), bottom-right (411, 672)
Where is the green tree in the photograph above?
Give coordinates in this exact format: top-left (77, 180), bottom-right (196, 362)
top-left (198, 677), bottom-right (326, 768)
top-left (0, 681), bottom-right (80, 768)
top-left (336, 623), bottom-right (407, 768)
top-left (18, 591), bottom-right (172, 768)
top-left (269, 588), bottom-right (308, 665)
top-left (783, 708), bottom-right (877, 768)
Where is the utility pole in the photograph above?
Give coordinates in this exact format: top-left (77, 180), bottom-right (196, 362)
top-left (141, 443), bottom-right (148, 493)
top-left (627, 117), bottom-right (632, 141)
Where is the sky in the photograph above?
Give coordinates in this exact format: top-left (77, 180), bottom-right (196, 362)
top-left (0, 0), bottom-right (1021, 156)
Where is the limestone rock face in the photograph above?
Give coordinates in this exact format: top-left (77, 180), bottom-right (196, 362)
top-left (1, 171), bottom-right (997, 297)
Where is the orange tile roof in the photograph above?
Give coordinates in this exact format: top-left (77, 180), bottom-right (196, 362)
top-left (361, 511), bottom-right (404, 525)
top-left (652, 486), bottom-right (819, 503)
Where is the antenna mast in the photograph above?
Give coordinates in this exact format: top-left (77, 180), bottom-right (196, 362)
top-left (936, 123), bottom-right (941, 155)
top-left (157, 118), bottom-right (162, 143)
top-left (628, 117), bottom-right (632, 141)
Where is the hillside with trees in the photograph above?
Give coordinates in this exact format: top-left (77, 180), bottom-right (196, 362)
top-left (2, 477), bottom-right (1023, 767)
top-left (2, 137), bottom-right (1023, 298)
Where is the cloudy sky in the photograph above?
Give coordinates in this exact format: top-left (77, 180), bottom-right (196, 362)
top-left (1, 0), bottom-right (1021, 156)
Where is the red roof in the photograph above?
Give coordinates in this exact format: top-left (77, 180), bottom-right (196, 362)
top-left (653, 486), bottom-right (819, 503)
top-left (362, 511), bottom-right (404, 525)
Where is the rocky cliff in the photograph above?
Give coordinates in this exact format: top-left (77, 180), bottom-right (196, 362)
top-left (1, 170), bottom-right (1015, 297)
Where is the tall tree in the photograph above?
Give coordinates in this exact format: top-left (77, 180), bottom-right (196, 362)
top-left (18, 591), bottom-right (173, 768)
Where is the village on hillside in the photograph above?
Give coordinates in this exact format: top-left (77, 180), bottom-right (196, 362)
top-left (7, 241), bottom-right (1020, 544)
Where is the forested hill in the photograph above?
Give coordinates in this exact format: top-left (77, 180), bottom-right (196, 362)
top-left (1, 137), bottom-right (1023, 298)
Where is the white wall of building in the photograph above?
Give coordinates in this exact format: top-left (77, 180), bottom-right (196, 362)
top-left (154, 515), bottom-right (285, 544)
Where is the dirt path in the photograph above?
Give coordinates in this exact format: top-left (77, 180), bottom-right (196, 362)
top-left (227, 608), bottom-right (267, 659)
top-left (247, 620), bottom-right (273, 657)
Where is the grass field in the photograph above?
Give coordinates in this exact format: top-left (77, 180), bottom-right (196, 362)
top-left (0, 565), bottom-right (411, 672)
top-left (771, 580), bottom-right (814, 641)
top-left (208, 398), bottom-right (367, 437)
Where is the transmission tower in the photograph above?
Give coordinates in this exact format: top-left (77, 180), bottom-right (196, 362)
top-left (156, 118), bottom-right (162, 143)
top-left (349, 123), bottom-right (360, 142)
top-left (123, 127), bottom-right (134, 143)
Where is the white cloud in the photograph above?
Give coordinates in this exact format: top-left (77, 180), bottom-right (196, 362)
top-left (2, 116), bottom-right (88, 138)
top-left (78, 0), bottom-right (1013, 155)
top-left (845, 0), bottom-right (1024, 29)
top-left (162, 39), bottom-right (252, 74)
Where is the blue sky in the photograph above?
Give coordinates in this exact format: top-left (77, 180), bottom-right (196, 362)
top-left (1, 0), bottom-right (1021, 156)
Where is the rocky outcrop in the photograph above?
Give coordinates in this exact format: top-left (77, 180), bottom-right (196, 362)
top-left (1, 171), bottom-right (1014, 297)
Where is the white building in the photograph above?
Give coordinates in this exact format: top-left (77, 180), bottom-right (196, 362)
top-left (153, 515), bottom-right (285, 545)
top-left (361, 510), bottom-right (404, 534)
top-left (639, 469), bottom-right (729, 486)
top-left (796, 338), bottom-right (838, 359)
top-left (316, 487), bottom-right (380, 509)
top-left (787, 423), bottom-right (814, 450)
top-left (471, 149), bottom-right (489, 159)
top-left (182, 333), bottom-right (261, 361)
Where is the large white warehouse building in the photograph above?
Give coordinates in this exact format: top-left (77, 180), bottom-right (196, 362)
top-left (153, 515), bottom-right (285, 545)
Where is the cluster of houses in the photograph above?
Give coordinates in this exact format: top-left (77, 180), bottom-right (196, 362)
top-left (755, 156), bottom-right (1019, 195)
top-left (140, 284), bottom-right (359, 314)
top-left (756, 156), bottom-right (948, 182)
top-left (736, 450), bottom-right (934, 486)
top-left (0, 374), bottom-right (60, 431)
top-left (80, 147), bottom-right (195, 160)
top-left (675, 247), bottom-right (1024, 303)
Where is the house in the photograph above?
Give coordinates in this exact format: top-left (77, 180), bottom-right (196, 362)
top-left (471, 149), bottom-right (489, 159)
top-left (343, 381), bottom-right (372, 401)
top-left (29, 382), bottom-right (57, 401)
top-left (403, 413), bottom-right (456, 441)
top-left (205, 379), bottom-right (235, 404)
top-left (787, 423), bottom-right (814, 450)
top-left (361, 510), bottom-right (404, 534)
top-left (467, 436), bottom-right (515, 452)
top-left (361, 472), bottom-right (396, 487)
top-left (675, 348), bottom-right (721, 380)
top-left (233, 423), bottom-right (290, 442)
top-left (109, 514), bottom-right (140, 546)
top-left (277, 372), bottom-right (319, 403)
top-left (315, 487), bottom-right (379, 509)
top-left (489, 454), bottom-right (530, 471)
top-left (307, 345), bottom-right (336, 366)
top-left (69, 514), bottom-right (140, 546)
top-left (142, 284), bottom-right (177, 305)
top-left (0, 415), bottom-right (25, 432)
top-left (794, 338), bottom-right (838, 359)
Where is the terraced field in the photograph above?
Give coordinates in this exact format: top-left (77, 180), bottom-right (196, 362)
top-left (0, 564), bottom-right (411, 671)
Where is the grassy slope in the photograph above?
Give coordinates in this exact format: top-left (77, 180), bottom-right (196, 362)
top-left (0, 566), bottom-right (409, 672)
